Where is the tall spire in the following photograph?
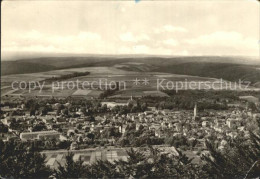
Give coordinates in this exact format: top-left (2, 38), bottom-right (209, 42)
top-left (194, 103), bottom-right (197, 118)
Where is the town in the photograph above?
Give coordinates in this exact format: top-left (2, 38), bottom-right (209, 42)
top-left (2, 0), bottom-right (260, 177)
top-left (1, 90), bottom-right (260, 174)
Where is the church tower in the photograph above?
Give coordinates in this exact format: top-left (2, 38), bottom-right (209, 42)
top-left (194, 103), bottom-right (198, 118)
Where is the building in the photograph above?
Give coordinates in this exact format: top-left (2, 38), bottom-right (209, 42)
top-left (239, 96), bottom-right (259, 104)
top-left (174, 123), bottom-right (183, 132)
top-left (101, 101), bottom-right (127, 108)
top-left (1, 117), bottom-right (12, 126)
top-left (20, 130), bottom-right (61, 141)
top-left (202, 121), bottom-right (209, 127)
top-left (226, 118), bottom-right (240, 129)
top-left (101, 96), bottom-right (137, 109)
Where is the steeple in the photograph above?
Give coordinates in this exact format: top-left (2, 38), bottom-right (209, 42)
top-left (194, 103), bottom-right (197, 118)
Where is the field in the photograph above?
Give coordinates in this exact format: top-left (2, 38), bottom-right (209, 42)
top-left (72, 90), bottom-right (103, 98)
top-left (2, 62), bottom-right (260, 98)
top-left (42, 148), bottom-right (128, 169)
top-left (41, 146), bottom-right (178, 170)
top-left (108, 90), bottom-right (170, 98)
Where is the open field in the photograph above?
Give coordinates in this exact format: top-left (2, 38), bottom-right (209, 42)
top-left (41, 148), bottom-right (128, 169)
top-left (108, 89), bottom-right (170, 98)
top-left (2, 64), bottom-right (260, 98)
top-left (41, 146), bottom-right (179, 170)
top-left (2, 56), bottom-right (259, 90)
top-left (72, 89), bottom-right (103, 98)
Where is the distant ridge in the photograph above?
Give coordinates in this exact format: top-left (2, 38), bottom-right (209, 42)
top-left (1, 56), bottom-right (260, 86)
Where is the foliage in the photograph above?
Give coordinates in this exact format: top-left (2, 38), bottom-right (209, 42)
top-left (55, 152), bottom-right (87, 178)
top-left (0, 122), bottom-right (8, 133)
top-left (45, 71), bottom-right (90, 82)
top-left (201, 123), bottom-right (260, 178)
top-left (0, 140), bottom-right (52, 178)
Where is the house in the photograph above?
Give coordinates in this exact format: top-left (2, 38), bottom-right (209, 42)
top-left (147, 107), bottom-right (156, 111)
top-left (227, 103), bottom-right (241, 107)
top-left (202, 121), bottom-right (209, 127)
top-left (196, 139), bottom-right (206, 148)
top-left (226, 118), bottom-right (240, 129)
top-left (119, 124), bottom-right (127, 134)
top-left (226, 131), bottom-right (238, 139)
top-left (174, 123), bottom-right (183, 132)
top-left (161, 109), bottom-right (173, 115)
top-left (155, 129), bottom-right (163, 137)
top-left (1, 117), bottom-right (12, 126)
top-left (253, 113), bottom-right (260, 119)
top-left (149, 123), bottom-right (161, 131)
top-left (135, 123), bottom-right (142, 131)
top-left (144, 111), bottom-right (154, 115)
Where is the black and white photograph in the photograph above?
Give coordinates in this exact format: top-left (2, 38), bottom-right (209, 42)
top-left (1, 0), bottom-right (260, 178)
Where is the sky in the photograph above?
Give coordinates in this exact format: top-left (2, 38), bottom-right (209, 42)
top-left (1, 0), bottom-right (259, 60)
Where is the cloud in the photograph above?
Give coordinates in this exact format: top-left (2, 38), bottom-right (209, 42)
top-left (23, 30), bottom-right (43, 39)
top-left (118, 45), bottom-right (149, 54)
top-left (118, 45), bottom-right (190, 56)
top-left (3, 30), bottom-right (110, 54)
top-left (154, 25), bottom-right (188, 34)
top-left (162, 39), bottom-right (179, 46)
top-left (120, 32), bottom-right (150, 42)
top-left (133, 45), bottom-right (150, 53)
top-left (3, 44), bottom-right (58, 53)
top-left (120, 7), bottom-right (126, 12)
top-left (163, 25), bottom-right (188, 33)
top-left (78, 32), bottom-right (101, 41)
top-left (22, 30), bottom-right (101, 44)
top-left (186, 31), bottom-right (258, 50)
top-left (118, 45), bottom-right (174, 55)
top-left (180, 50), bottom-right (189, 56)
top-left (3, 28), bottom-right (257, 57)
top-left (2, 1), bottom-right (258, 58)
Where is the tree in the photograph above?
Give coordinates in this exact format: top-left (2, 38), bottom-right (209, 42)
top-left (86, 133), bottom-right (95, 142)
top-left (80, 107), bottom-right (87, 116)
top-left (115, 148), bottom-right (150, 178)
top-left (58, 140), bottom-right (71, 150)
top-left (248, 102), bottom-right (258, 112)
top-left (39, 106), bottom-right (49, 115)
top-left (0, 123), bottom-right (8, 133)
top-left (55, 152), bottom-right (87, 178)
top-left (112, 105), bottom-right (120, 113)
top-left (0, 140), bottom-right (52, 178)
top-left (119, 106), bottom-right (128, 115)
top-left (32, 122), bottom-right (47, 132)
top-left (141, 103), bottom-right (148, 111)
top-left (201, 128), bottom-right (260, 178)
top-left (62, 108), bottom-right (69, 116)
top-left (9, 118), bottom-right (23, 131)
top-left (56, 108), bottom-right (61, 116)
top-left (89, 115), bottom-right (95, 122)
top-left (88, 160), bottom-right (123, 178)
top-left (30, 108), bottom-right (36, 116)
top-left (101, 104), bottom-right (108, 112)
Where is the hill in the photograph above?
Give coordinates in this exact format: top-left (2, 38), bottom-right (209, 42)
top-left (1, 56), bottom-right (259, 86)
top-left (152, 62), bottom-right (260, 86)
top-left (1, 61), bottom-right (56, 75)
